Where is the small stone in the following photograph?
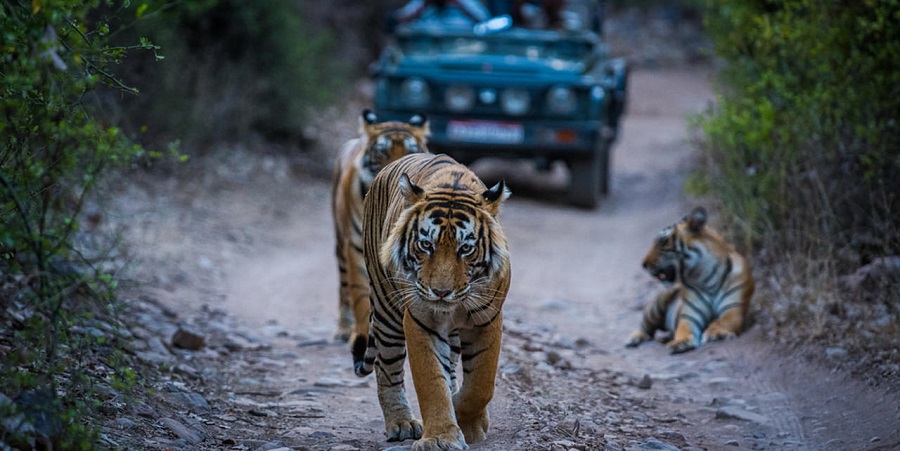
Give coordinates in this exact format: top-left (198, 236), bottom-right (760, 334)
top-left (296, 338), bottom-right (329, 347)
top-left (172, 326), bottom-right (206, 350)
top-left (166, 392), bottom-right (211, 414)
top-left (637, 374), bottom-right (653, 389)
top-left (135, 351), bottom-right (171, 366)
top-left (146, 336), bottom-right (173, 355)
top-left (708, 377), bottom-right (733, 386)
top-left (547, 352), bottom-right (572, 369)
top-left (116, 418), bottom-right (135, 429)
top-left (546, 350), bottom-right (563, 365)
top-left (173, 363), bottom-right (200, 379)
top-left (159, 417), bottom-right (202, 444)
top-left (260, 324), bottom-right (290, 337)
top-left (636, 438), bottom-right (680, 450)
top-left (133, 402), bottom-right (158, 419)
top-left (825, 347), bottom-right (848, 358)
top-left (501, 363), bottom-right (524, 376)
top-left (658, 431), bottom-right (687, 445)
top-left (726, 440), bottom-right (740, 446)
top-left (309, 430), bottom-right (337, 440)
top-left (254, 442), bottom-right (288, 451)
top-left (224, 333), bottom-right (271, 352)
top-left (715, 406), bottom-right (770, 425)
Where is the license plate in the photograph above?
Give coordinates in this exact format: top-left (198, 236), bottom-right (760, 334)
top-left (446, 120), bottom-right (524, 144)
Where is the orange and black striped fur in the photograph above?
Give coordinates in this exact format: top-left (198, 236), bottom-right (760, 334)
top-left (626, 207), bottom-right (754, 354)
top-left (358, 153), bottom-right (511, 449)
top-left (332, 110), bottom-right (430, 342)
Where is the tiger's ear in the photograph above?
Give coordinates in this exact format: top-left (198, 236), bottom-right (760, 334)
top-left (362, 109), bottom-right (378, 125)
top-left (408, 113), bottom-right (427, 127)
top-left (361, 109), bottom-right (380, 137)
top-left (482, 180), bottom-right (511, 215)
top-left (687, 206), bottom-right (707, 233)
top-left (409, 113), bottom-right (431, 138)
top-left (398, 173), bottom-right (425, 204)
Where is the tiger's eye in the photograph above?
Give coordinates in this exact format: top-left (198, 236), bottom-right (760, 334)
top-left (459, 244), bottom-right (474, 255)
top-left (418, 239), bottom-right (433, 252)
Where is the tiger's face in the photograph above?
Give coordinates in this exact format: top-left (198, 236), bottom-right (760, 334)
top-left (642, 207), bottom-right (711, 284)
top-left (382, 172), bottom-right (509, 312)
top-left (643, 225), bottom-right (681, 283)
top-left (360, 110), bottom-right (429, 178)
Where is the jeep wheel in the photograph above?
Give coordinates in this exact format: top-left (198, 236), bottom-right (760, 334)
top-left (598, 147), bottom-right (611, 195)
top-left (568, 154), bottom-right (603, 208)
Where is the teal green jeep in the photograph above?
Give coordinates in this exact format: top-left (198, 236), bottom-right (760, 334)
top-left (371, 0), bottom-right (627, 208)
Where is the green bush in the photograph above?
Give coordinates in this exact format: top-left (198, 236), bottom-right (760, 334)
top-left (693, 0), bottom-right (899, 264)
top-left (692, 0), bottom-right (900, 350)
top-left (111, 0), bottom-right (345, 150)
top-left (1, 0), bottom-right (148, 445)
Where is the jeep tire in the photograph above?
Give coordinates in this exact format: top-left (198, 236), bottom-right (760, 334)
top-left (568, 148), bottom-right (609, 208)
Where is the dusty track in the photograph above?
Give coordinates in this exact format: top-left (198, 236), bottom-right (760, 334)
top-left (110, 67), bottom-right (900, 450)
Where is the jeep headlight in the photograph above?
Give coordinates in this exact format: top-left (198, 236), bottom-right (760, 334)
top-left (500, 88), bottom-right (531, 116)
top-left (445, 84), bottom-right (475, 112)
top-left (400, 77), bottom-right (430, 108)
top-left (546, 86), bottom-right (577, 115)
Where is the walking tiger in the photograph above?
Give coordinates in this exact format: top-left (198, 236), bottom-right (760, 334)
top-left (331, 109), bottom-right (430, 342)
top-left (359, 153), bottom-right (511, 450)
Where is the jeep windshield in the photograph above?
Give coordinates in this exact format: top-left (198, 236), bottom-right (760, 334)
top-left (393, 28), bottom-right (600, 71)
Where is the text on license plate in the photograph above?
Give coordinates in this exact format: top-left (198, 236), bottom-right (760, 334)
top-left (446, 120), bottom-right (524, 144)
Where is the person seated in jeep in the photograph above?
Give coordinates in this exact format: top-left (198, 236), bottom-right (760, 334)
top-left (387, 0), bottom-right (491, 31)
top-left (511, 0), bottom-right (566, 29)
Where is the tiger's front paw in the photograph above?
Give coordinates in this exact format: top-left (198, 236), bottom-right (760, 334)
top-left (626, 330), bottom-right (651, 348)
top-left (385, 418), bottom-right (423, 442)
top-left (702, 327), bottom-right (737, 343)
top-left (668, 338), bottom-right (697, 354)
top-left (458, 409), bottom-right (489, 444)
top-left (412, 427), bottom-right (468, 451)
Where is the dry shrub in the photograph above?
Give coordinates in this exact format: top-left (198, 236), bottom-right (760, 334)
top-left (690, 0), bottom-right (900, 384)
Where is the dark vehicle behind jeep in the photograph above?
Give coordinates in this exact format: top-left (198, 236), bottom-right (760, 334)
top-left (371, 0), bottom-right (627, 208)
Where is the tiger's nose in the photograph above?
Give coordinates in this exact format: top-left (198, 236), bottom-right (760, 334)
top-left (433, 289), bottom-right (452, 299)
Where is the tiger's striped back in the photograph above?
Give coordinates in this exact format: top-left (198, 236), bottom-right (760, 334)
top-left (626, 207), bottom-right (754, 354)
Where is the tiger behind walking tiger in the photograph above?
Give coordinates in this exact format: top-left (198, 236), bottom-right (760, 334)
top-left (626, 207), bottom-right (755, 354)
top-left (332, 109), bottom-right (430, 342)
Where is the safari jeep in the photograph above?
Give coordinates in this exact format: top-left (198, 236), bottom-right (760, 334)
top-left (370, 0), bottom-right (627, 208)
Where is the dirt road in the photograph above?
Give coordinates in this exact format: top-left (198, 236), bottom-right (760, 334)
top-left (110, 67), bottom-right (899, 450)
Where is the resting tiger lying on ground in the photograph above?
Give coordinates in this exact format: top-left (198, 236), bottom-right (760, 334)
top-left (626, 206), bottom-right (754, 354)
top-left (359, 153), bottom-right (511, 450)
top-left (332, 109), bottom-right (430, 342)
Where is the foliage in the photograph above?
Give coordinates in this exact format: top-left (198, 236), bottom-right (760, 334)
top-left (1, 0), bottom-right (146, 445)
top-left (693, 0), bottom-right (899, 262)
top-left (109, 0), bottom-right (346, 150)
top-left (691, 0), bottom-right (900, 353)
